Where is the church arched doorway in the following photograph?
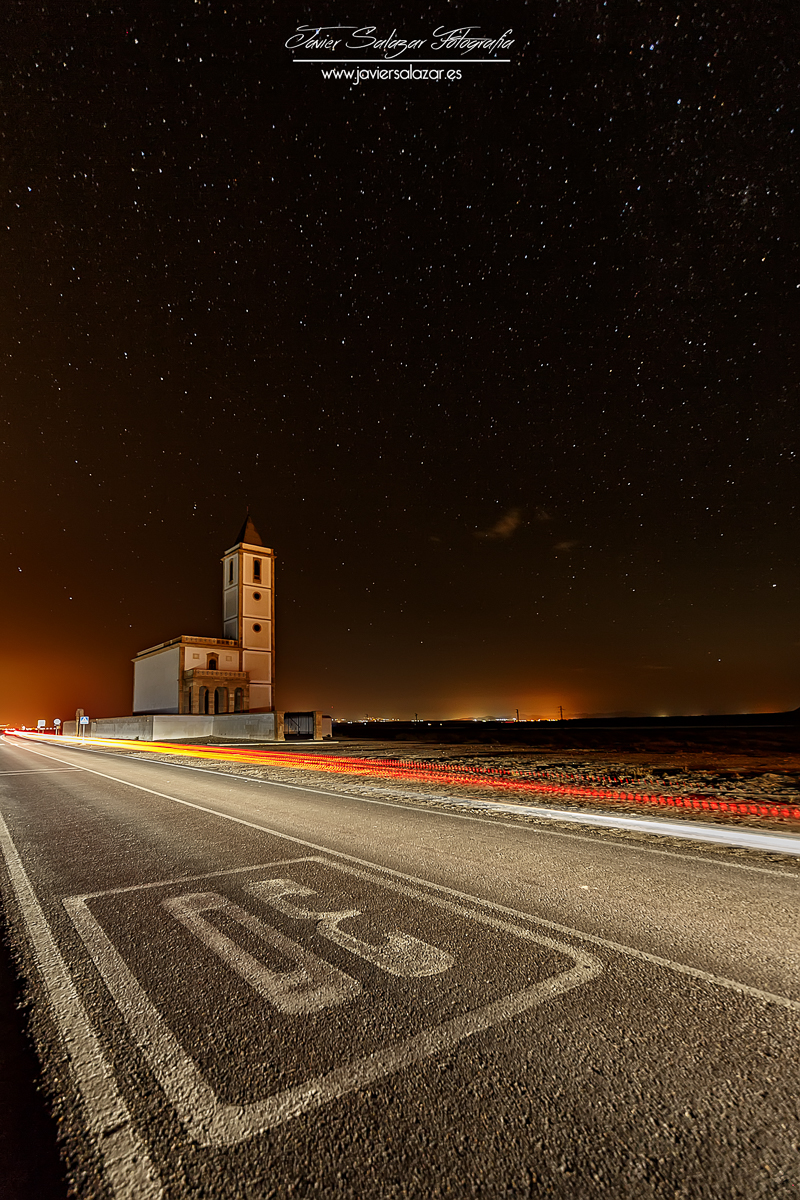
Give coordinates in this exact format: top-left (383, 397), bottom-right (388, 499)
top-left (200, 687), bottom-right (209, 714)
top-left (214, 688), bottom-right (228, 714)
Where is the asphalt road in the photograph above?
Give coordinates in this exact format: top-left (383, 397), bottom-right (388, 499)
top-left (0, 737), bottom-right (798, 1199)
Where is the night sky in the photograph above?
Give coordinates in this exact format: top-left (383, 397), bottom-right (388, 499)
top-left (2, 2), bottom-right (798, 725)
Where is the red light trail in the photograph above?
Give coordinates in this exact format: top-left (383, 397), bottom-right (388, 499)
top-left (10, 733), bottom-right (800, 822)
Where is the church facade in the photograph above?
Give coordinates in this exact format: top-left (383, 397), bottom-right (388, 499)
top-left (132, 517), bottom-right (276, 716)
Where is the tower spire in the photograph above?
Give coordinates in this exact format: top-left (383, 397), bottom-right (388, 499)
top-left (235, 512), bottom-right (264, 546)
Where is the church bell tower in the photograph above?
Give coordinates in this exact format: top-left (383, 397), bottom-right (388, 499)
top-left (222, 516), bottom-right (275, 712)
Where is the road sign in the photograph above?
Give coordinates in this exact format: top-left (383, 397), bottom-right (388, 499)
top-left (54, 719), bottom-right (62, 726)
top-left (37, 720), bottom-right (46, 729)
top-left (80, 716), bottom-right (90, 725)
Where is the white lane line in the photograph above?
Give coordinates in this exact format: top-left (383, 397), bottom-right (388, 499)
top-left (168, 768), bottom-right (800, 856)
top-left (10, 744), bottom-right (800, 1013)
top-left (138, 761), bottom-right (800, 879)
top-left (409, 795), bottom-right (800, 855)
top-left (77, 856), bottom-right (317, 900)
top-left (0, 768), bottom-right (83, 775)
top-left (304, 787), bottom-right (800, 877)
top-left (13, 741), bottom-right (800, 878)
top-left (228, 775), bottom-right (800, 859)
top-left (0, 813), bottom-right (163, 1199)
top-left (65, 858), bottom-right (599, 1146)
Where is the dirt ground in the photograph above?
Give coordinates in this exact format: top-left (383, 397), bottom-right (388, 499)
top-left (325, 740), bottom-right (800, 832)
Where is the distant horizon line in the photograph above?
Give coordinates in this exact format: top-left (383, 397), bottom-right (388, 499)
top-left (331, 708), bottom-right (799, 723)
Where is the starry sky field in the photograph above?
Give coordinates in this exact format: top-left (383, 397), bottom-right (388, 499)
top-left (2, 1), bottom-right (798, 723)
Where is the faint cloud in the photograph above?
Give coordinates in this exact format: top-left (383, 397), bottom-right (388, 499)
top-left (553, 539), bottom-right (579, 553)
top-left (475, 507), bottom-right (523, 540)
top-left (534, 507), bottom-right (553, 522)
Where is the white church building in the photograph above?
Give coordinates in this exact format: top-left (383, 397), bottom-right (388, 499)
top-left (132, 516), bottom-right (275, 716)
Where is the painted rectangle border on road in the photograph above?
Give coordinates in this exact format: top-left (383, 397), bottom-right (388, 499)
top-left (64, 854), bottom-right (602, 1147)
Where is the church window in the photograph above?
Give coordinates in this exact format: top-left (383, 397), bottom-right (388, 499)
top-left (228, 560), bottom-right (234, 583)
top-left (253, 624), bottom-right (261, 633)
top-left (253, 559), bottom-right (262, 582)
top-left (253, 591), bottom-right (261, 601)
top-left (208, 657), bottom-right (218, 671)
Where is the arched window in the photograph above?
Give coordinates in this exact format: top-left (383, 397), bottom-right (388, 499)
top-left (234, 688), bottom-right (244, 713)
top-left (208, 657), bottom-right (218, 671)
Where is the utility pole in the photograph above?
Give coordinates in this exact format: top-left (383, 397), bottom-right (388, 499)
top-left (516, 708), bottom-right (520, 723)
top-left (558, 705), bottom-right (564, 721)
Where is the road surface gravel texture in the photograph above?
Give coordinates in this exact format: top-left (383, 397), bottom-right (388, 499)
top-left (0, 736), bottom-right (798, 1199)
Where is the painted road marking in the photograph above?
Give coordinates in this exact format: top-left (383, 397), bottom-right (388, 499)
top-left (0, 768), bottom-right (83, 774)
top-left (1, 745), bottom-right (796, 1196)
top-left (10, 739), bottom-right (800, 1008)
top-left (249, 876), bottom-right (455, 977)
top-left (0, 812), bottom-right (163, 1200)
top-left (163, 889), bottom-right (362, 1013)
top-left (64, 855), bottom-right (601, 1146)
